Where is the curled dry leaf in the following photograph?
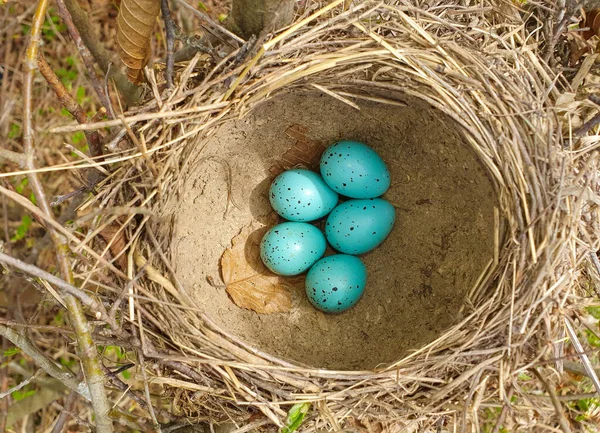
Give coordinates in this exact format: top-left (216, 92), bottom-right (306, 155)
top-left (99, 222), bottom-right (128, 270)
top-left (583, 9), bottom-right (600, 40)
top-left (116, 0), bottom-right (161, 84)
top-left (222, 221), bottom-right (293, 314)
top-left (269, 124), bottom-right (327, 177)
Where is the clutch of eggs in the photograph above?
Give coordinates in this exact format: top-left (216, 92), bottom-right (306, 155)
top-left (260, 140), bottom-right (394, 314)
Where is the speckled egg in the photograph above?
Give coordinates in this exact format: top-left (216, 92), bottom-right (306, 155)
top-left (320, 140), bottom-right (391, 198)
top-left (305, 255), bottom-right (367, 313)
top-left (269, 169), bottom-right (338, 222)
top-left (325, 198), bottom-right (395, 255)
top-left (260, 222), bottom-right (326, 276)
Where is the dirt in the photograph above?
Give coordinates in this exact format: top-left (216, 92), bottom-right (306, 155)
top-left (166, 92), bottom-right (496, 370)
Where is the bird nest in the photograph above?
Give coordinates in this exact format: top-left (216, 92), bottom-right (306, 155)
top-left (56, 1), bottom-right (600, 430)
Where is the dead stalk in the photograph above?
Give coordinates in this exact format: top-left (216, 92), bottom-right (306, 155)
top-left (22, 1), bottom-right (113, 431)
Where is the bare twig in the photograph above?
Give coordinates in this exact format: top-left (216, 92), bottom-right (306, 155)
top-left (61, 0), bottom-right (140, 104)
top-left (0, 325), bottom-right (88, 399)
top-left (531, 369), bottom-right (573, 433)
top-left (0, 369), bottom-right (42, 399)
top-left (54, 0), bottom-right (112, 116)
top-left (0, 252), bottom-right (122, 330)
top-left (0, 148), bottom-right (26, 167)
top-left (50, 390), bottom-right (78, 433)
top-left (37, 54), bottom-right (103, 158)
top-left (22, 1), bottom-right (113, 431)
top-left (161, 0), bottom-right (176, 88)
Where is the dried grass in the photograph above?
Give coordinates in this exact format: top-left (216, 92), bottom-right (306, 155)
top-left (14, 0), bottom-right (600, 430)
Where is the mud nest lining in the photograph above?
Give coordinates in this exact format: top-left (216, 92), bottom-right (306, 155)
top-left (67, 1), bottom-right (599, 429)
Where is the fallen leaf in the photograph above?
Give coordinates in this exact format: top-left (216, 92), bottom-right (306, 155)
top-left (99, 222), bottom-right (128, 270)
top-left (583, 9), bottom-right (600, 40)
top-left (222, 221), bottom-right (293, 314)
top-left (269, 124), bottom-right (327, 176)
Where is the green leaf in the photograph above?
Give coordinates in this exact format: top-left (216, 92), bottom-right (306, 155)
top-left (15, 178), bottom-right (28, 194)
top-left (282, 403), bottom-right (310, 433)
top-left (11, 215), bottom-right (32, 242)
top-left (12, 389), bottom-right (36, 401)
top-left (3, 347), bottom-right (20, 357)
top-left (72, 131), bottom-right (86, 146)
top-left (584, 330), bottom-right (600, 348)
top-left (197, 1), bottom-right (208, 11)
top-left (76, 86), bottom-right (86, 105)
top-left (218, 13), bottom-right (228, 23)
top-left (585, 306), bottom-right (600, 320)
top-left (8, 123), bottom-right (20, 139)
top-left (121, 370), bottom-right (131, 380)
top-left (517, 372), bottom-right (532, 381)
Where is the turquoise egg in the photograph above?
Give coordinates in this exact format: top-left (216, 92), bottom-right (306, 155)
top-left (305, 255), bottom-right (367, 313)
top-left (260, 222), bottom-right (326, 276)
top-left (326, 199), bottom-right (395, 255)
top-left (320, 140), bottom-right (390, 198)
top-left (269, 169), bottom-right (338, 222)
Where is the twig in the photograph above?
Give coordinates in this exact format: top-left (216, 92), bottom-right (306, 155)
top-left (531, 369), bottom-right (573, 433)
top-left (37, 54), bottom-right (103, 158)
top-left (54, 0), bottom-right (112, 116)
top-left (0, 252), bottom-right (119, 331)
top-left (60, 0), bottom-right (139, 105)
top-left (174, 0), bottom-right (245, 46)
top-left (22, 1), bottom-right (113, 431)
top-left (161, 0), bottom-right (176, 88)
top-left (102, 364), bottom-right (179, 422)
top-left (575, 111), bottom-right (600, 137)
top-left (0, 148), bottom-right (26, 167)
top-left (50, 390), bottom-right (78, 433)
top-left (0, 369), bottom-right (42, 399)
top-left (0, 325), bottom-right (88, 400)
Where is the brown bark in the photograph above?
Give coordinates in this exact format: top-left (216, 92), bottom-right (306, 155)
top-left (231, 0), bottom-right (294, 39)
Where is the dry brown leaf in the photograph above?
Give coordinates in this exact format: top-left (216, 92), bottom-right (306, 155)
top-left (583, 9), bottom-right (600, 40)
top-left (221, 221), bottom-right (293, 314)
top-left (116, 0), bottom-right (160, 84)
top-left (99, 222), bottom-right (128, 270)
top-left (269, 124), bottom-right (327, 176)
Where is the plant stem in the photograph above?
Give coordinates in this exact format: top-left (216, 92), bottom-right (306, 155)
top-left (0, 325), bottom-right (88, 399)
top-left (22, 1), bottom-right (113, 431)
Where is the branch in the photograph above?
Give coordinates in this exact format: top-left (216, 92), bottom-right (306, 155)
top-left (60, 0), bottom-right (140, 105)
top-left (0, 148), bottom-right (26, 167)
top-left (22, 1), bottom-right (113, 431)
top-left (0, 252), bottom-right (120, 332)
top-left (161, 0), bottom-right (176, 88)
top-left (531, 369), bottom-right (573, 433)
top-left (54, 0), bottom-right (113, 117)
top-left (38, 54), bottom-right (103, 157)
top-left (0, 325), bottom-right (88, 399)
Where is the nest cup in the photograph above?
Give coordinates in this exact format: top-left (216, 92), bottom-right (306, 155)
top-left (90, 2), bottom-right (595, 429)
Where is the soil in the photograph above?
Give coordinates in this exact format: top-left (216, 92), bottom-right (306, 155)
top-left (166, 92), bottom-right (496, 370)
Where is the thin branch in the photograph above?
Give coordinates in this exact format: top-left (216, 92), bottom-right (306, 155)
top-left (54, 0), bottom-right (112, 116)
top-left (22, 1), bottom-right (113, 431)
top-left (161, 0), bottom-right (176, 88)
top-left (37, 54), bottom-right (103, 158)
top-left (0, 369), bottom-right (42, 399)
top-left (0, 252), bottom-right (120, 332)
top-left (50, 390), bottom-right (78, 433)
top-left (531, 369), bottom-right (573, 433)
top-left (60, 0), bottom-right (140, 105)
top-left (0, 325), bottom-right (88, 400)
top-left (0, 148), bottom-right (26, 167)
